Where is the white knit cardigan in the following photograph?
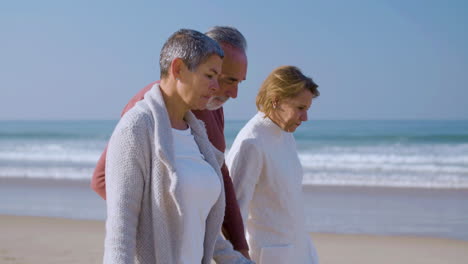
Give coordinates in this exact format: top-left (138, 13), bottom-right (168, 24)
top-left (104, 84), bottom-right (251, 264)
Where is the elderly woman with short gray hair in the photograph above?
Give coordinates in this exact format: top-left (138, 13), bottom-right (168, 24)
top-left (103, 29), bottom-right (251, 264)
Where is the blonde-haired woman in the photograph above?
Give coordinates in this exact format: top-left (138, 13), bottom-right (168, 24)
top-left (226, 66), bottom-right (320, 264)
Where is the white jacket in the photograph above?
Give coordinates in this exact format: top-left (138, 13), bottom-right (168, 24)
top-left (227, 112), bottom-right (319, 264)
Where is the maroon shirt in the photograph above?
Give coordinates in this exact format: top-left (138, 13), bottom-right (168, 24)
top-left (91, 81), bottom-right (248, 251)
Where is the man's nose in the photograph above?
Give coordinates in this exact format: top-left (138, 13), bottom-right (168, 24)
top-left (301, 111), bottom-right (308, 121)
top-left (211, 79), bottom-right (220, 93)
top-left (226, 85), bottom-right (238, 99)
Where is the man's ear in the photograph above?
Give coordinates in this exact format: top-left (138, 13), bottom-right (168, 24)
top-left (170, 58), bottom-right (185, 80)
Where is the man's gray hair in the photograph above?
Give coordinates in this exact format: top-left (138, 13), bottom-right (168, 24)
top-left (205, 26), bottom-right (247, 52)
top-left (160, 29), bottom-right (224, 78)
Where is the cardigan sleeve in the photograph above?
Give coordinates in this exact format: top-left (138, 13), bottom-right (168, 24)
top-left (103, 116), bottom-right (150, 264)
top-left (226, 139), bottom-right (263, 225)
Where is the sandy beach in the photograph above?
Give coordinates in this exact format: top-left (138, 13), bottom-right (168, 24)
top-left (1, 214), bottom-right (467, 264)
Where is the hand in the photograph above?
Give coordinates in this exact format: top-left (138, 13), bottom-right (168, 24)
top-left (239, 249), bottom-right (250, 260)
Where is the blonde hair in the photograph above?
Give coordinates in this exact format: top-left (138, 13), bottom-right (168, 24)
top-left (256, 66), bottom-right (319, 117)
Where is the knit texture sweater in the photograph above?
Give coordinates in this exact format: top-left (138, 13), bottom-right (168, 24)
top-left (226, 112), bottom-right (319, 264)
top-left (91, 81), bottom-right (248, 252)
top-left (104, 84), bottom-right (251, 264)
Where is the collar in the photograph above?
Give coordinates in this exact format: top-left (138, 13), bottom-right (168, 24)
top-left (254, 111), bottom-right (285, 136)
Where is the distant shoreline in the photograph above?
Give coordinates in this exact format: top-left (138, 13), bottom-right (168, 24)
top-left (2, 176), bottom-right (468, 190)
top-left (2, 176), bottom-right (467, 242)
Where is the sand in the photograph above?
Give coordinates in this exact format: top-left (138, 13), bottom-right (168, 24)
top-left (1, 215), bottom-right (467, 264)
top-left (313, 233), bottom-right (468, 264)
top-left (1, 215), bottom-right (104, 264)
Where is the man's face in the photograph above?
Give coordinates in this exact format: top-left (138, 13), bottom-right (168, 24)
top-left (206, 44), bottom-right (248, 110)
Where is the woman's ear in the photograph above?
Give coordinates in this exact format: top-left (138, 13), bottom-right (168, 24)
top-left (272, 98), bottom-right (279, 109)
top-left (170, 58), bottom-right (185, 80)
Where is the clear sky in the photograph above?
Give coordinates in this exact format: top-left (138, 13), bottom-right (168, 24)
top-left (1, 0), bottom-right (467, 120)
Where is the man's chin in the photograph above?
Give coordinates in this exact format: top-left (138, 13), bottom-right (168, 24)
top-left (206, 97), bottom-right (229, 110)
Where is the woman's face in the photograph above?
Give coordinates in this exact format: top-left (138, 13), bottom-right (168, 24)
top-left (270, 89), bottom-right (314, 133)
top-left (178, 55), bottom-right (223, 110)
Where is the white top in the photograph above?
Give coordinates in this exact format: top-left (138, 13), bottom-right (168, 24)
top-left (227, 112), bottom-right (319, 264)
top-left (172, 127), bottom-right (221, 264)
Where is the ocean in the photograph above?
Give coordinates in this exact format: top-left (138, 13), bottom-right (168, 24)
top-left (1, 119), bottom-right (468, 240)
top-left (2, 119), bottom-right (468, 188)
top-left (227, 120), bottom-right (468, 189)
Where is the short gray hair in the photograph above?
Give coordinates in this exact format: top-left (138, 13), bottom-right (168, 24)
top-left (159, 29), bottom-right (224, 78)
top-left (205, 26), bottom-right (247, 52)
